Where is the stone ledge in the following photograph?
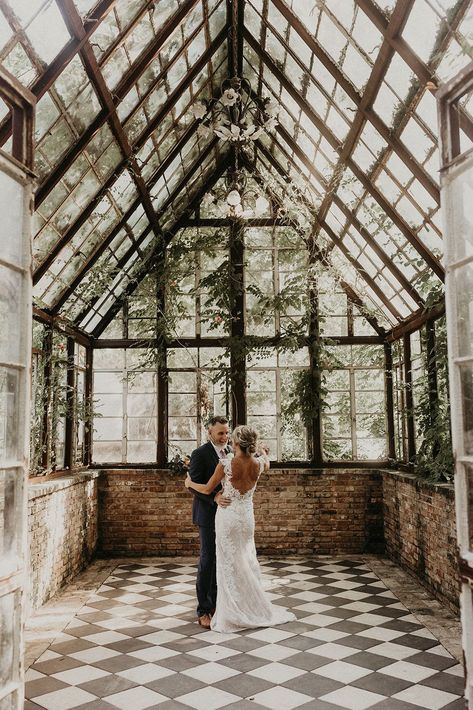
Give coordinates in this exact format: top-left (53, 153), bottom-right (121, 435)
top-left (380, 468), bottom-right (454, 496)
top-left (28, 471), bottom-right (100, 501)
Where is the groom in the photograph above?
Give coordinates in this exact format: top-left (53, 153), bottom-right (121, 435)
top-left (188, 416), bottom-right (231, 628)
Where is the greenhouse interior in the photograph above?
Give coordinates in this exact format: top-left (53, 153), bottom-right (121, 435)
top-left (1, 0), bottom-right (473, 707)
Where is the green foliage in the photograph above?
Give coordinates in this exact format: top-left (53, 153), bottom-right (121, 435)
top-left (168, 453), bottom-right (190, 474)
top-left (413, 317), bottom-right (453, 482)
top-left (30, 326), bottom-right (100, 475)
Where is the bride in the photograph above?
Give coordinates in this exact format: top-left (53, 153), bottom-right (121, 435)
top-left (185, 425), bottom-right (296, 633)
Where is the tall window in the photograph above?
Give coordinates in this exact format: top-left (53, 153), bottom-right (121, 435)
top-left (167, 348), bottom-right (230, 457)
top-left (93, 348), bottom-right (159, 464)
top-left (322, 345), bottom-right (386, 460)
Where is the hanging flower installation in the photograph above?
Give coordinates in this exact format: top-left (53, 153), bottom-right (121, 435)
top-left (190, 76), bottom-right (278, 218)
top-left (191, 76), bottom-right (279, 146)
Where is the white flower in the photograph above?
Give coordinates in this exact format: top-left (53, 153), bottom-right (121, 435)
top-left (213, 125), bottom-right (234, 141)
top-left (265, 100), bottom-right (279, 117)
top-left (230, 202), bottom-right (243, 217)
top-left (226, 189), bottom-right (242, 206)
top-left (191, 101), bottom-right (207, 120)
top-left (243, 124), bottom-right (264, 141)
top-left (218, 201), bottom-right (229, 217)
top-left (230, 123), bottom-right (242, 140)
top-left (224, 451), bottom-right (234, 460)
top-left (255, 195), bottom-right (270, 214)
top-left (221, 88), bottom-right (239, 106)
top-left (264, 116), bottom-right (278, 132)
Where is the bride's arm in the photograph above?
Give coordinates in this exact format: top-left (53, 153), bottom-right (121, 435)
top-left (185, 462), bottom-right (225, 494)
top-left (256, 445), bottom-right (270, 472)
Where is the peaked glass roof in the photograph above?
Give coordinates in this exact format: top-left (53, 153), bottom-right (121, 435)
top-left (1, 0), bottom-right (472, 335)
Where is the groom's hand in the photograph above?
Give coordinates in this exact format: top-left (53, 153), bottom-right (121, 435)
top-left (214, 492), bottom-right (231, 507)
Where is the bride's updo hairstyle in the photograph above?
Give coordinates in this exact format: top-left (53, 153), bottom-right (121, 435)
top-left (232, 425), bottom-right (258, 454)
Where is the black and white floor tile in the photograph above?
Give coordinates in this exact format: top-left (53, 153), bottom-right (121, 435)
top-left (25, 558), bottom-right (465, 710)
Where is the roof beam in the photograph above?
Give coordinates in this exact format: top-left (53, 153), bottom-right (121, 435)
top-left (315, 0), bottom-right (419, 227)
top-left (257, 126), bottom-right (423, 307)
top-left (322, 221), bottom-right (403, 321)
top-left (50, 123), bottom-right (203, 312)
top-left (33, 28), bottom-right (227, 284)
top-left (35, 0), bottom-right (201, 208)
top-left (331, 195), bottom-right (424, 307)
top-left (72, 138), bottom-right (221, 326)
top-left (244, 27), bottom-right (444, 280)
top-left (0, 0), bottom-right (116, 147)
top-left (56, 0), bottom-right (202, 253)
top-left (340, 281), bottom-right (386, 337)
top-left (56, 0), bottom-right (164, 266)
top-left (33, 306), bottom-right (92, 347)
top-left (269, 0), bottom-right (439, 204)
top-left (245, 147), bottom-right (393, 327)
top-left (356, 0), bottom-right (473, 141)
top-left (90, 154), bottom-right (231, 338)
top-left (386, 300), bottom-right (445, 341)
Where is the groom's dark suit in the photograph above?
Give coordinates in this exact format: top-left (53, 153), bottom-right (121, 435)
top-left (189, 440), bottom-right (226, 617)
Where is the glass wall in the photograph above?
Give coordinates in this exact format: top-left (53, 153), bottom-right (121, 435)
top-left (0, 150), bottom-right (33, 709)
top-left (92, 221), bottom-right (392, 464)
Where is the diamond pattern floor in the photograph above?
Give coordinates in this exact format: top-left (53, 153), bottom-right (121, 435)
top-left (25, 558), bottom-right (465, 710)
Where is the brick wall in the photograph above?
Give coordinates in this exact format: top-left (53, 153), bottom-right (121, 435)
top-left (382, 470), bottom-right (459, 612)
top-left (26, 468), bottom-right (460, 615)
top-left (97, 469), bottom-right (384, 556)
top-left (28, 472), bottom-right (98, 611)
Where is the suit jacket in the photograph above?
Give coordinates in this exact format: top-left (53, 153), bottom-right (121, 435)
top-left (189, 441), bottom-right (227, 527)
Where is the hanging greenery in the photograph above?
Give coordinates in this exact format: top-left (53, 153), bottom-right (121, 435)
top-left (30, 323), bottom-right (99, 475)
top-left (413, 316), bottom-right (453, 482)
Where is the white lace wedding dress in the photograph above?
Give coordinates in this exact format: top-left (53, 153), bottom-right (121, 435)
top-left (210, 456), bottom-right (296, 633)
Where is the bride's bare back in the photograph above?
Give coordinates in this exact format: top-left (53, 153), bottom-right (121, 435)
top-left (228, 455), bottom-right (261, 494)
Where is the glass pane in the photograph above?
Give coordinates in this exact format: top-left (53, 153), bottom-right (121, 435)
top-left (0, 266), bottom-right (24, 364)
top-left (0, 469), bottom-right (21, 565)
top-left (0, 590), bottom-right (19, 690)
top-left (127, 394), bottom-right (156, 417)
top-left (93, 417), bottom-right (122, 441)
top-left (446, 161), bottom-right (473, 263)
top-left (0, 171), bottom-right (24, 268)
top-left (127, 442), bottom-right (156, 462)
top-left (168, 417), bottom-right (197, 440)
top-left (455, 262), bottom-right (473, 358)
top-left (460, 364), bottom-right (473, 456)
top-left (127, 417), bottom-right (157, 440)
top-left (0, 367), bottom-right (20, 462)
top-left (95, 394), bottom-right (123, 417)
top-left (93, 441), bottom-right (122, 463)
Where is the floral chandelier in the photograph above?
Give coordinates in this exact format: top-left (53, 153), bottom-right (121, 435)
top-left (190, 75), bottom-right (279, 219)
top-left (191, 75), bottom-right (279, 145)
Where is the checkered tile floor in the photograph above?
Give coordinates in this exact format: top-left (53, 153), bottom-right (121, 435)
top-left (25, 558), bottom-right (465, 710)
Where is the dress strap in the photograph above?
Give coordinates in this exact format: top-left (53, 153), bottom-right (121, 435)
top-left (224, 456), bottom-right (233, 479)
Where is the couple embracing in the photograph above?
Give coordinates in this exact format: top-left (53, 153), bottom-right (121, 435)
top-left (185, 415), bottom-right (295, 633)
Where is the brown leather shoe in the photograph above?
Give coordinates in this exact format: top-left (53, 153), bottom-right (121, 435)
top-left (198, 613), bottom-right (211, 628)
